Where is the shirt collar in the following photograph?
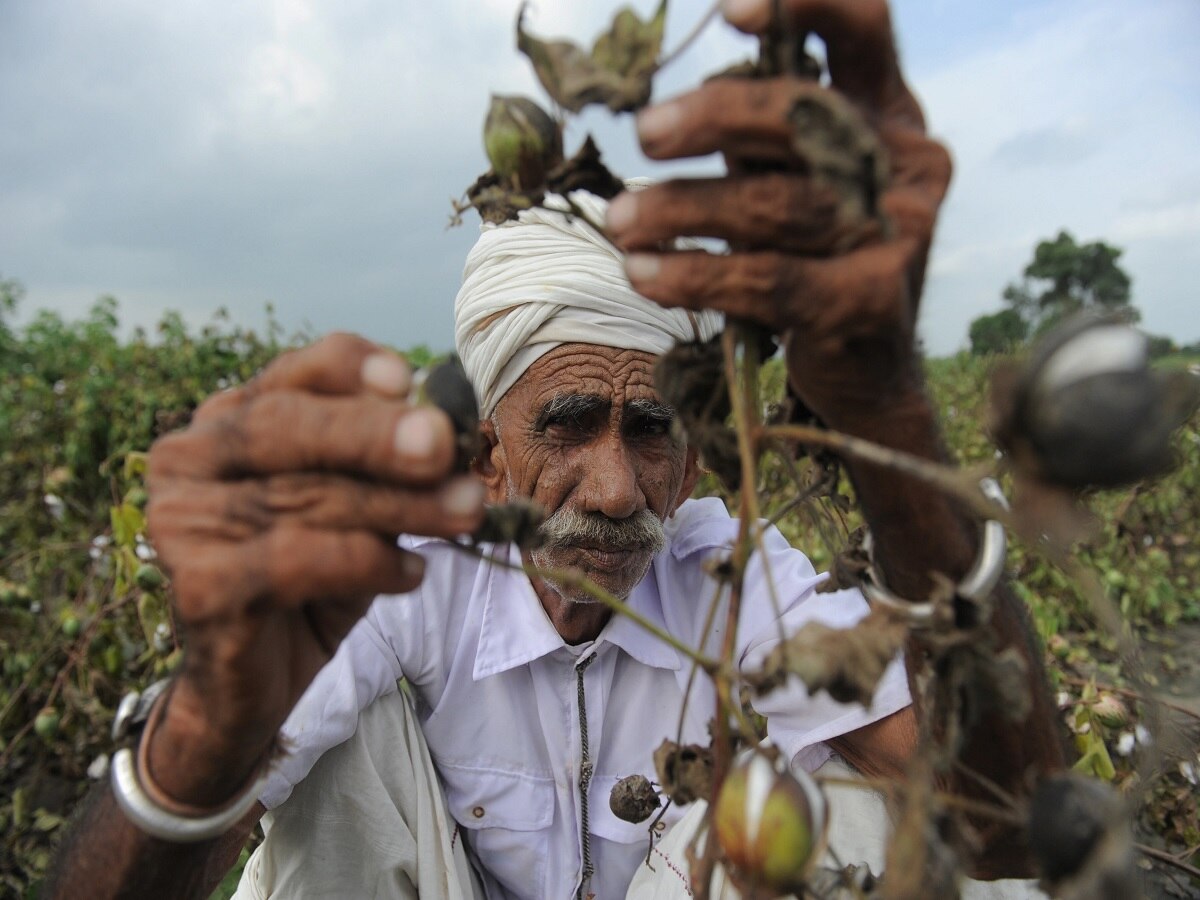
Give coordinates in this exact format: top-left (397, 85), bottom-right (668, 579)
top-left (472, 545), bottom-right (681, 681)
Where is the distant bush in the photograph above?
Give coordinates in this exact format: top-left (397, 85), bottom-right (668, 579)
top-left (1, 295), bottom-right (1196, 893)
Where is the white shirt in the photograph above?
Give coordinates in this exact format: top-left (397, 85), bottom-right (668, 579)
top-left (261, 497), bottom-right (911, 900)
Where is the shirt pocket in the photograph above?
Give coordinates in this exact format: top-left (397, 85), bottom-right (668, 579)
top-left (439, 763), bottom-right (555, 897)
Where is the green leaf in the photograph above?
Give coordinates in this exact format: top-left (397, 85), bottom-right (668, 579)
top-left (32, 809), bottom-right (64, 832)
top-left (123, 451), bottom-right (148, 480)
top-left (110, 502), bottom-right (145, 547)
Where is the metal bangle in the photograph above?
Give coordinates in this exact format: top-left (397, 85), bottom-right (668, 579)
top-left (861, 477), bottom-right (1008, 628)
top-left (111, 747), bottom-right (268, 842)
top-left (110, 684), bottom-right (269, 842)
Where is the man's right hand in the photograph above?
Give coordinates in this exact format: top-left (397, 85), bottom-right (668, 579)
top-left (141, 333), bottom-right (486, 807)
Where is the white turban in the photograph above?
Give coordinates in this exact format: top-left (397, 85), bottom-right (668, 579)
top-left (454, 187), bottom-right (723, 415)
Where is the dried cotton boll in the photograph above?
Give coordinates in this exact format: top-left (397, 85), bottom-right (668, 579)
top-left (713, 753), bottom-right (828, 895)
top-left (415, 356), bottom-right (482, 471)
top-left (1090, 693), bottom-right (1129, 728)
top-left (993, 314), bottom-right (1200, 489)
top-left (1028, 773), bottom-right (1137, 899)
top-left (609, 774), bottom-right (661, 824)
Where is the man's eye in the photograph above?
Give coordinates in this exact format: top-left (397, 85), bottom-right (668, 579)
top-left (629, 416), bottom-right (672, 438)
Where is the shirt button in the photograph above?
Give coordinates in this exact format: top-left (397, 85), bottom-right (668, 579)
top-left (653, 821), bottom-right (666, 833)
top-left (472, 806), bottom-right (485, 819)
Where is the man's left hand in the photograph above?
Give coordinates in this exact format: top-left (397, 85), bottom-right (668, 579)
top-left (606, 0), bottom-right (951, 431)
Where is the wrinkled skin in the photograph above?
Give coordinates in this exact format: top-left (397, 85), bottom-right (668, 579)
top-left (607, 2), bottom-right (951, 429)
top-left (140, 333), bottom-right (487, 804)
top-left (479, 344), bottom-right (700, 643)
top-left (44, 3), bottom-right (1061, 898)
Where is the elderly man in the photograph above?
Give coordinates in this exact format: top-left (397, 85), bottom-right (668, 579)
top-left (46, 1), bottom-right (1064, 898)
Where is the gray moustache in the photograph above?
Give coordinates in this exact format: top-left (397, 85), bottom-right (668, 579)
top-left (537, 508), bottom-right (665, 554)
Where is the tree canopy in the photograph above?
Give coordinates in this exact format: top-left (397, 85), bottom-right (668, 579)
top-left (1002, 230), bottom-right (1136, 332)
top-left (968, 308), bottom-right (1028, 356)
top-left (967, 231), bottom-right (1138, 355)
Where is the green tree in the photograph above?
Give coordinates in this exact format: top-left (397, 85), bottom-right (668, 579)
top-left (968, 308), bottom-right (1029, 355)
top-left (1003, 230), bottom-right (1136, 332)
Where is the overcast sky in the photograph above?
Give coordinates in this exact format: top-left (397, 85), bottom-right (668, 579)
top-left (2, 0), bottom-right (1197, 355)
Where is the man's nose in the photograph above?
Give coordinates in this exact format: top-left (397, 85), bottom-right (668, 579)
top-left (578, 433), bottom-right (642, 520)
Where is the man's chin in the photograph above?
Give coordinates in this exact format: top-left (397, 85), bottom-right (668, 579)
top-left (534, 545), bottom-right (655, 601)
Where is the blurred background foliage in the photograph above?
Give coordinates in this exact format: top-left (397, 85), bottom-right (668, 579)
top-left (1, 283), bottom-right (1197, 896)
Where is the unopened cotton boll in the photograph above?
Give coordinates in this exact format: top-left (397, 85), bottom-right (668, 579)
top-left (712, 753), bottom-right (827, 894)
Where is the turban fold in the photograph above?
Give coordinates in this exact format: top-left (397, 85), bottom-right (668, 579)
top-left (454, 188), bottom-right (723, 415)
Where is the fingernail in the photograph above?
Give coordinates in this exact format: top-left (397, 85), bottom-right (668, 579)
top-left (636, 102), bottom-right (682, 146)
top-left (442, 477), bottom-right (485, 518)
top-left (362, 353), bottom-right (411, 395)
top-left (394, 408), bottom-right (441, 459)
top-left (625, 253), bottom-right (661, 283)
top-left (606, 192), bottom-right (638, 233)
top-left (721, 0), bottom-right (762, 27)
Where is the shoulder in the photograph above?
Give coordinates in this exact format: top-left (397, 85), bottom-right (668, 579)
top-left (664, 496), bottom-right (808, 568)
top-left (663, 496), bottom-right (740, 559)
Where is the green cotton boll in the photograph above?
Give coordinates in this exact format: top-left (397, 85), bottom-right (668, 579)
top-left (134, 563), bottom-right (165, 591)
top-left (34, 708), bottom-right (60, 739)
top-left (483, 95), bottom-right (562, 190)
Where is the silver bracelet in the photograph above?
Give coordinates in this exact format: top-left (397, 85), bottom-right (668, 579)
top-left (111, 747), bottom-right (268, 842)
top-left (110, 682), bottom-right (270, 842)
top-left (860, 477), bottom-right (1009, 628)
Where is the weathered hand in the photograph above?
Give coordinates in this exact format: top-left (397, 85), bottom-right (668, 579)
top-left (143, 333), bottom-right (485, 804)
top-left (606, 0), bottom-right (951, 427)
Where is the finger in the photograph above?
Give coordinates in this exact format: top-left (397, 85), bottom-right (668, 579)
top-left (172, 529), bottom-right (427, 621)
top-left (149, 474), bottom-right (486, 543)
top-left (255, 527), bottom-right (426, 610)
top-left (246, 332), bottom-right (413, 398)
top-left (722, 0), bottom-right (918, 122)
top-left (637, 77), bottom-right (807, 162)
top-left (623, 242), bottom-right (913, 333)
top-left (149, 394), bottom-right (458, 484)
top-left (606, 175), bottom-right (880, 256)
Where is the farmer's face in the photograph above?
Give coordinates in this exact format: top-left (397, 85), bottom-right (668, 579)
top-left (485, 343), bottom-right (698, 604)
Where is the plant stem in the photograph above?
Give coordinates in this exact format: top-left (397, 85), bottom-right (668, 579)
top-left (1135, 842), bottom-right (1200, 880)
top-left (1059, 674), bottom-right (1200, 722)
top-left (448, 543), bottom-right (720, 673)
top-left (656, 0), bottom-right (722, 73)
top-left (762, 422), bottom-right (1002, 525)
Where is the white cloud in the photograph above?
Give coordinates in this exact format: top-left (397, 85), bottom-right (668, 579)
top-left (1111, 199), bottom-right (1200, 244)
top-left (1, 0), bottom-right (1196, 356)
top-left (911, 0), bottom-right (1200, 351)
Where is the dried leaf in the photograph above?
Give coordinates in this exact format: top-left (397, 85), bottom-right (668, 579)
top-left (787, 89), bottom-right (890, 250)
top-left (652, 739), bottom-right (713, 806)
top-left (751, 609), bottom-right (908, 706)
top-left (654, 336), bottom-right (742, 491)
top-left (884, 779), bottom-right (963, 900)
top-left (815, 526), bottom-right (870, 594)
top-left (452, 135), bottom-right (622, 227)
top-left (452, 170), bottom-right (541, 227)
top-left (545, 135), bottom-right (624, 200)
top-left (516, 1), bottom-right (667, 113)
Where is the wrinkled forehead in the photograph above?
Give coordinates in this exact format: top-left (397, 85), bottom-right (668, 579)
top-left (499, 343), bottom-right (667, 418)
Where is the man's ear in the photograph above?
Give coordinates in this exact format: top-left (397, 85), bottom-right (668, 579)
top-left (474, 419), bottom-right (507, 504)
top-left (670, 446), bottom-right (702, 516)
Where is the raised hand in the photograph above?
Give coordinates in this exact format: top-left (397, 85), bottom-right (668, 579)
top-left (607, 0), bottom-right (952, 428)
top-left (142, 333), bottom-right (485, 806)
